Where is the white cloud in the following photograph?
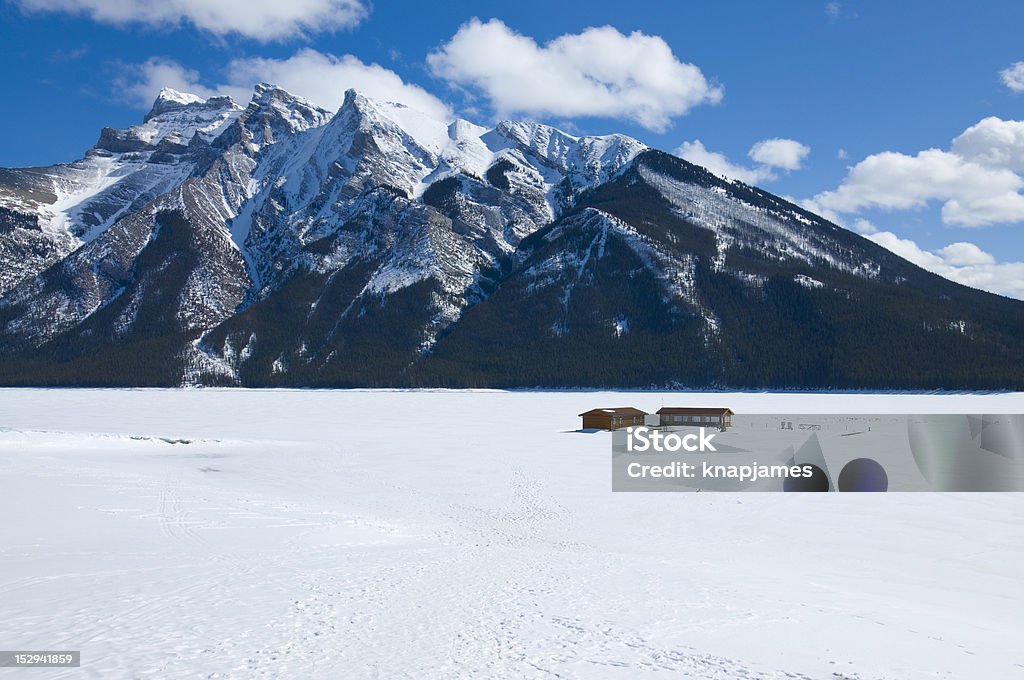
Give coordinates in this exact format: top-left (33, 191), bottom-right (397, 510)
top-left (811, 118), bottom-right (1024, 228)
top-left (851, 218), bottom-right (878, 235)
top-left (951, 116), bottom-right (1024, 171)
top-left (825, 3), bottom-right (842, 20)
top-left (116, 50), bottom-right (452, 121)
top-left (14, 0), bottom-right (367, 42)
top-left (936, 242), bottom-right (996, 266)
top-left (1001, 61), bottom-right (1024, 93)
top-left (427, 18), bottom-right (722, 132)
top-left (748, 138), bottom-right (810, 171)
top-left (837, 148), bottom-right (848, 160)
top-left (940, 192), bottom-right (1024, 227)
top-left (675, 140), bottom-right (775, 184)
top-left (675, 137), bottom-right (810, 184)
top-left (867, 231), bottom-right (1024, 299)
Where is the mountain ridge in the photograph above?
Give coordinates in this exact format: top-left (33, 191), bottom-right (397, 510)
top-left (1, 84), bottom-right (1022, 389)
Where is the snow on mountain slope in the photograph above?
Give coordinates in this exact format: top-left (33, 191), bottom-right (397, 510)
top-left (0, 90), bottom-right (243, 294)
top-left (199, 88), bottom-right (651, 361)
top-left (637, 163), bottom-right (879, 279)
top-left (522, 207), bottom-right (718, 338)
top-left (0, 87), bottom-right (324, 348)
top-left (0, 170), bottom-right (250, 347)
top-left (9, 88), bottom-right (242, 241)
top-left (144, 87), bottom-right (205, 117)
top-left (492, 120), bottom-right (647, 192)
top-left (0, 82), bottom-right (647, 308)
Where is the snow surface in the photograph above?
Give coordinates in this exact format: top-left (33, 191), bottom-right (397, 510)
top-left (0, 389), bottom-right (1022, 679)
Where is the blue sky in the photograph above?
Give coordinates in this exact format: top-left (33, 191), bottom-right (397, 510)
top-left (2, 1), bottom-right (1024, 296)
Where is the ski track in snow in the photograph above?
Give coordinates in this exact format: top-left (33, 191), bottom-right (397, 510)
top-left (0, 389), bottom-right (1022, 679)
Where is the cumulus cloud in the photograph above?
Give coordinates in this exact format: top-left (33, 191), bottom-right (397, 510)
top-left (427, 18), bottom-right (722, 132)
top-left (867, 231), bottom-right (1024, 299)
top-left (116, 50), bottom-right (452, 121)
top-left (14, 0), bottom-right (367, 41)
top-left (675, 141), bottom-right (774, 184)
top-left (810, 117), bottom-right (1024, 227)
top-left (936, 241), bottom-right (996, 266)
top-left (675, 137), bottom-right (810, 184)
top-left (951, 117), bottom-right (1024, 171)
top-left (1001, 61), bottom-right (1024, 93)
top-left (748, 138), bottom-right (810, 171)
top-left (851, 218), bottom-right (878, 235)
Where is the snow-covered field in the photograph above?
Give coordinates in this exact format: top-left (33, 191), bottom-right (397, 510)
top-left (1, 389), bottom-right (1022, 679)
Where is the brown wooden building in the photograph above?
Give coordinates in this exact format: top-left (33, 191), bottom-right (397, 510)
top-left (657, 407), bottom-right (733, 430)
top-left (579, 407), bottom-right (648, 431)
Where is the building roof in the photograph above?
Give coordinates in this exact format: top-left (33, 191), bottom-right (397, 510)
top-left (578, 407), bottom-right (648, 417)
top-left (656, 407), bottom-right (734, 416)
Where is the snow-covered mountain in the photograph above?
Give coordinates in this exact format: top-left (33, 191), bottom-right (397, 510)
top-left (0, 89), bottom-right (242, 292)
top-left (1, 84), bottom-right (1023, 388)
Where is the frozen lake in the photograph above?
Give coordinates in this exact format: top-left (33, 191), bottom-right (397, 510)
top-left (1, 389), bottom-right (1022, 679)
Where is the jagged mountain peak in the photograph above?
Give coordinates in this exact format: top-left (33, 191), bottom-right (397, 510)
top-left (158, 87), bottom-right (202, 102)
top-left (489, 119), bottom-right (647, 191)
top-left (494, 119), bottom-right (581, 149)
top-left (249, 82), bottom-right (322, 115)
top-left (144, 87), bottom-right (205, 120)
top-left (492, 119), bottom-right (646, 161)
top-left (102, 89), bottom-right (242, 154)
top-left (231, 83), bottom-right (332, 145)
top-left (143, 88), bottom-right (240, 124)
top-left (336, 89), bottom-right (458, 154)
